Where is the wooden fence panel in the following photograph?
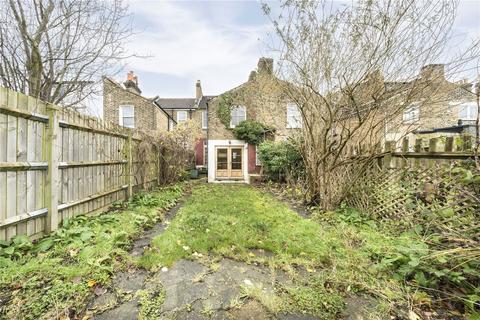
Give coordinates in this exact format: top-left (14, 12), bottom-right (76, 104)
top-left (0, 87), bottom-right (160, 242)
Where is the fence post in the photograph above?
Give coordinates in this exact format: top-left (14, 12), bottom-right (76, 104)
top-left (401, 137), bottom-right (409, 168)
top-left (126, 129), bottom-right (133, 199)
top-left (445, 136), bottom-right (454, 152)
top-left (428, 138), bottom-right (438, 168)
top-left (462, 135), bottom-right (472, 151)
top-left (45, 105), bottom-right (59, 232)
top-left (384, 141), bottom-right (394, 169)
top-left (414, 138), bottom-right (422, 168)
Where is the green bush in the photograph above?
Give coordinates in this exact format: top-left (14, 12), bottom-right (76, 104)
top-left (257, 139), bottom-right (304, 181)
top-left (232, 120), bottom-right (275, 145)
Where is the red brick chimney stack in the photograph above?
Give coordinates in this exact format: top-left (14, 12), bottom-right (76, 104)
top-left (124, 71), bottom-right (141, 94)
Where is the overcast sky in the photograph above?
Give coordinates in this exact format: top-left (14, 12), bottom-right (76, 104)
top-left (112, 0), bottom-right (480, 101)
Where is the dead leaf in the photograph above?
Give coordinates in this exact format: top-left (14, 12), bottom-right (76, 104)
top-left (72, 276), bottom-right (82, 284)
top-left (94, 286), bottom-right (107, 296)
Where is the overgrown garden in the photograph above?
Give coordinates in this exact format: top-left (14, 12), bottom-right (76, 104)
top-left (0, 185), bottom-right (185, 319)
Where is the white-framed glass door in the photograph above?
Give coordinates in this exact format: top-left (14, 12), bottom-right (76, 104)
top-left (215, 146), bottom-right (243, 179)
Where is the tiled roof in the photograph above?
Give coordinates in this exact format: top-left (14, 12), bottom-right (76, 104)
top-left (156, 95), bottom-right (217, 110)
top-left (155, 98), bottom-right (196, 109)
top-left (198, 95), bottom-right (217, 108)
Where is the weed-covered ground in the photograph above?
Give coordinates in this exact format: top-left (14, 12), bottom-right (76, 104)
top-left (1, 183), bottom-right (477, 319)
top-left (0, 184), bottom-right (184, 319)
top-left (140, 184), bottom-right (422, 319)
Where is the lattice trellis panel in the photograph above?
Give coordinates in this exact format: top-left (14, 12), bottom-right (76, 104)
top-left (346, 160), bottom-right (480, 247)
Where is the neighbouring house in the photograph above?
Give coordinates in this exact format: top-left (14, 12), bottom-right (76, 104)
top-left (336, 64), bottom-right (478, 151)
top-left (103, 72), bottom-right (174, 133)
top-left (206, 57), bottom-right (302, 183)
top-left (155, 80), bottom-right (216, 169)
top-left (383, 64), bottom-right (478, 145)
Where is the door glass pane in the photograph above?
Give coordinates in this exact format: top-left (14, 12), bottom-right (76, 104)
top-left (217, 148), bottom-right (228, 170)
top-left (231, 148), bottom-right (242, 170)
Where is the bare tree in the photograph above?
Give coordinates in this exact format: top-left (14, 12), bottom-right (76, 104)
top-left (264, 0), bottom-right (480, 209)
top-left (0, 0), bottom-right (133, 108)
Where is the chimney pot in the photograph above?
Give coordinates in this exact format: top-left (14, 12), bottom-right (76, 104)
top-left (124, 71), bottom-right (141, 94)
top-left (127, 71), bottom-right (134, 81)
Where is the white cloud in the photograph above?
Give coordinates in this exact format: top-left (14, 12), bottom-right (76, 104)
top-left (119, 0), bottom-right (479, 97)
top-left (124, 1), bottom-right (272, 96)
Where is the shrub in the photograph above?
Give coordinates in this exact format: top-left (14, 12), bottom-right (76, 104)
top-left (258, 139), bottom-right (304, 182)
top-left (232, 120), bottom-right (275, 145)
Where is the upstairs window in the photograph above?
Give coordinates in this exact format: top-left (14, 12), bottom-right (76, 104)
top-left (458, 102), bottom-right (478, 120)
top-left (177, 110), bottom-right (188, 123)
top-left (230, 106), bottom-right (246, 128)
top-left (202, 110), bottom-right (208, 129)
top-left (287, 103), bottom-right (302, 128)
top-left (402, 103), bottom-right (420, 123)
top-left (119, 105), bottom-right (134, 128)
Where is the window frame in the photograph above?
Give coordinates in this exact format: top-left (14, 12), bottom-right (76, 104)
top-left (119, 105), bottom-right (135, 128)
top-left (202, 110), bottom-right (208, 129)
top-left (402, 103), bottom-right (420, 123)
top-left (458, 102), bottom-right (478, 121)
top-left (230, 105), bottom-right (246, 128)
top-left (177, 110), bottom-right (188, 123)
top-left (286, 103), bottom-right (302, 129)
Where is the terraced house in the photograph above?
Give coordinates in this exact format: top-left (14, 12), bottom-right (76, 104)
top-left (382, 64), bottom-right (478, 144)
top-left (106, 60), bottom-right (478, 183)
top-left (103, 58), bottom-right (303, 183)
top-left (155, 80), bottom-right (215, 169)
top-left (206, 58), bottom-right (302, 183)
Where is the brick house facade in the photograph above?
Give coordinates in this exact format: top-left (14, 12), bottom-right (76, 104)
top-left (206, 58), bottom-right (302, 183)
top-left (103, 73), bottom-right (172, 134)
top-left (104, 62), bottom-right (477, 183)
top-left (383, 64), bottom-right (478, 145)
top-left (336, 65), bottom-right (478, 151)
top-left (155, 80), bottom-right (214, 168)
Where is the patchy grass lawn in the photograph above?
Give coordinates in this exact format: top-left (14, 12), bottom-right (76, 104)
top-left (140, 184), bottom-right (418, 318)
top-left (0, 184), bottom-right (184, 320)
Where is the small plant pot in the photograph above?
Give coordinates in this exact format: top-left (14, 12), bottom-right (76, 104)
top-left (190, 169), bottom-right (199, 179)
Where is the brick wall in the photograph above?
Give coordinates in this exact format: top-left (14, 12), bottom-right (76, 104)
top-left (103, 77), bottom-right (168, 133)
top-left (208, 72), bottom-right (299, 141)
top-left (163, 108), bottom-right (207, 139)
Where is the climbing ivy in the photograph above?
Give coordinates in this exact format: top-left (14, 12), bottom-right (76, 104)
top-left (216, 93), bottom-right (234, 128)
top-left (232, 120), bottom-right (275, 145)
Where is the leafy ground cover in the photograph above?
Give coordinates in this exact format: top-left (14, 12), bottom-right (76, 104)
top-left (0, 184), bottom-right (184, 320)
top-left (140, 184), bottom-right (434, 318)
